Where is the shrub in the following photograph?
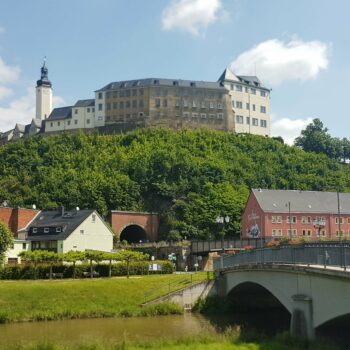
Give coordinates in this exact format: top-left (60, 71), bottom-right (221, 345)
top-left (0, 260), bottom-right (173, 280)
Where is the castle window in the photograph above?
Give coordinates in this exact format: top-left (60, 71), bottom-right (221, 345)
top-left (132, 100), bottom-right (137, 108)
top-left (132, 89), bottom-right (137, 96)
top-left (218, 103), bottom-right (223, 110)
top-left (98, 92), bottom-right (102, 99)
top-left (139, 100), bottom-right (144, 108)
top-left (261, 90), bottom-right (266, 97)
top-left (252, 118), bottom-right (258, 126)
top-left (260, 119), bottom-right (267, 128)
top-left (260, 106), bottom-right (266, 113)
top-left (67, 120), bottom-right (71, 126)
top-left (250, 88), bottom-right (256, 95)
top-left (50, 122), bottom-right (53, 127)
top-left (98, 104), bottom-right (103, 111)
top-left (162, 99), bottom-right (168, 107)
top-left (57, 122), bottom-right (60, 126)
top-left (74, 120), bottom-right (78, 125)
top-left (75, 109), bottom-right (78, 114)
top-left (236, 115), bottom-right (243, 124)
top-left (87, 119), bottom-right (90, 124)
top-left (155, 99), bottom-right (160, 107)
top-left (235, 85), bottom-right (242, 92)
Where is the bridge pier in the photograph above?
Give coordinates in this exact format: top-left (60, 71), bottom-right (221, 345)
top-left (290, 294), bottom-right (314, 340)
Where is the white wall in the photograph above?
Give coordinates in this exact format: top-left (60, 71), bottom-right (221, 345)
top-left (5, 240), bottom-right (29, 264)
top-left (62, 212), bottom-right (113, 253)
top-left (225, 83), bottom-right (270, 136)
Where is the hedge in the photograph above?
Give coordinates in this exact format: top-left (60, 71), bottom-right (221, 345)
top-left (0, 260), bottom-right (173, 280)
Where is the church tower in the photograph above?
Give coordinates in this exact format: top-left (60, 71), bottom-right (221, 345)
top-left (36, 59), bottom-right (52, 120)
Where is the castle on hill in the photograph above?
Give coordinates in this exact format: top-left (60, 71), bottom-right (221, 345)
top-left (0, 62), bottom-right (271, 145)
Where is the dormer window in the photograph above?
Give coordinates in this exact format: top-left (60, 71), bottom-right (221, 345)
top-left (56, 227), bottom-right (62, 233)
top-left (153, 80), bottom-right (159, 85)
top-left (190, 82), bottom-right (196, 87)
top-left (44, 228), bottom-right (49, 233)
top-left (173, 81), bottom-right (179, 86)
top-left (32, 227), bottom-right (37, 233)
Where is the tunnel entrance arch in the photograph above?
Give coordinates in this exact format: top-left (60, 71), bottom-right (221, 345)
top-left (119, 224), bottom-right (148, 243)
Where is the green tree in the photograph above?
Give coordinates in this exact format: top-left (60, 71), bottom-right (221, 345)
top-left (116, 250), bottom-right (149, 278)
top-left (63, 251), bottom-right (85, 279)
top-left (0, 222), bottom-right (13, 265)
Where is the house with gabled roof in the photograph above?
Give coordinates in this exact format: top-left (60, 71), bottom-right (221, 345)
top-left (23, 208), bottom-right (114, 253)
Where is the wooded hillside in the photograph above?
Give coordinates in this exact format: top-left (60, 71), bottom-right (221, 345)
top-left (0, 129), bottom-right (349, 240)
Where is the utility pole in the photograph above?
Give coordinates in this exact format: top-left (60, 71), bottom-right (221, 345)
top-left (337, 191), bottom-right (342, 240)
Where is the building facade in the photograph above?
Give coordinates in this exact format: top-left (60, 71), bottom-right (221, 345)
top-left (95, 78), bottom-right (235, 132)
top-left (218, 68), bottom-right (270, 136)
top-left (242, 189), bottom-right (350, 239)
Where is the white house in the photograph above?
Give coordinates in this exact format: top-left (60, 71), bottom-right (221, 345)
top-left (23, 209), bottom-right (114, 253)
top-left (5, 239), bottom-right (30, 265)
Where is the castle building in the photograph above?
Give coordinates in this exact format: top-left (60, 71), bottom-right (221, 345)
top-left (94, 78), bottom-right (235, 133)
top-left (0, 63), bottom-right (272, 143)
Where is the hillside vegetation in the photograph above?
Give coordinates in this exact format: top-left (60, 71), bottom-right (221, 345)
top-left (0, 128), bottom-right (349, 240)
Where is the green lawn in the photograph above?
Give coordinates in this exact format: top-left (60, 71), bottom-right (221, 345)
top-left (0, 273), bottom-right (209, 323)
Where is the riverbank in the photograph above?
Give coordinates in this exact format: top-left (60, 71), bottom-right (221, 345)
top-left (0, 273), bottom-right (208, 323)
top-left (3, 330), bottom-right (340, 350)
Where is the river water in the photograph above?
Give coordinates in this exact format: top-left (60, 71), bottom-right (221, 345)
top-left (0, 314), bottom-right (217, 348)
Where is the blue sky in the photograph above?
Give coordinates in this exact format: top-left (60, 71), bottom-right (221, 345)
top-left (0, 0), bottom-right (349, 143)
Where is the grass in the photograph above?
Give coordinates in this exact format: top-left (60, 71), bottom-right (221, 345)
top-left (2, 330), bottom-right (340, 350)
top-left (0, 273), bottom-right (209, 323)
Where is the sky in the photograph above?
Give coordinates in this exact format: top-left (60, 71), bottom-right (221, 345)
top-left (0, 0), bottom-right (349, 144)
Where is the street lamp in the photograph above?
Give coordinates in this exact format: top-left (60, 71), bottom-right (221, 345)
top-left (216, 215), bottom-right (230, 253)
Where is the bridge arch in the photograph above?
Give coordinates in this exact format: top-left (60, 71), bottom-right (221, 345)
top-left (217, 266), bottom-right (350, 339)
top-left (119, 224), bottom-right (147, 243)
top-left (228, 281), bottom-right (291, 314)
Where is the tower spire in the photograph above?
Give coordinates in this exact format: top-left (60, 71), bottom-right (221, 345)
top-left (36, 57), bottom-right (52, 88)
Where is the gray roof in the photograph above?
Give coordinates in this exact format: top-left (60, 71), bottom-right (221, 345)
top-left (47, 106), bottom-right (72, 120)
top-left (74, 99), bottom-right (95, 107)
top-left (252, 189), bottom-right (350, 214)
top-left (14, 123), bottom-right (26, 133)
top-left (218, 68), bottom-right (269, 90)
top-left (26, 209), bottom-right (94, 241)
top-left (97, 78), bottom-right (226, 92)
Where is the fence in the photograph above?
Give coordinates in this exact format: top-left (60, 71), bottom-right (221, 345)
top-left (214, 242), bottom-right (350, 270)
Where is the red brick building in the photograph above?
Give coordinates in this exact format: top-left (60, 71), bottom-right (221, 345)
top-left (242, 189), bottom-right (350, 239)
top-left (0, 207), bottom-right (39, 236)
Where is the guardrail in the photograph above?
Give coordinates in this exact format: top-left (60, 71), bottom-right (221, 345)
top-left (191, 237), bottom-right (273, 254)
top-left (214, 242), bottom-right (350, 271)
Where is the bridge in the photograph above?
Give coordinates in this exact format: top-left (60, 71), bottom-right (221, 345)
top-left (214, 242), bottom-right (350, 339)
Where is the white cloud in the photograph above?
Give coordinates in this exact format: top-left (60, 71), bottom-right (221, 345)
top-left (162, 0), bottom-right (223, 36)
top-left (0, 85), bottom-right (13, 99)
top-left (230, 38), bottom-right (329, 86)
top-left (0, 56), bottom-right (20, 84)
top-left (52, 95), bottom-right (66, 108)
top-left (271, 116), bottom-right (312, 145)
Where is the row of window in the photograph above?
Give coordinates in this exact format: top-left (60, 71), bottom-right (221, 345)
top-left (183, 112), bottom-right (224, 119)
top-left (271, 215), bottom-right (350, 224)
top-left (233, 101), bottom-right (266, 113)
top-left (106, 100), bottom-right (145, 110)
top-left (49, 119), bottom-right (90, 127)
top-left (74, 107), bottom-right (95, 114)
top-left (271, 229), bottom-right (350, 237)
top-left (235, 115), bottom-right (267, 128)
top-left (229, 84), bottom-right (268, 97)
top-left (104, 89), bottom-right (145, 99)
